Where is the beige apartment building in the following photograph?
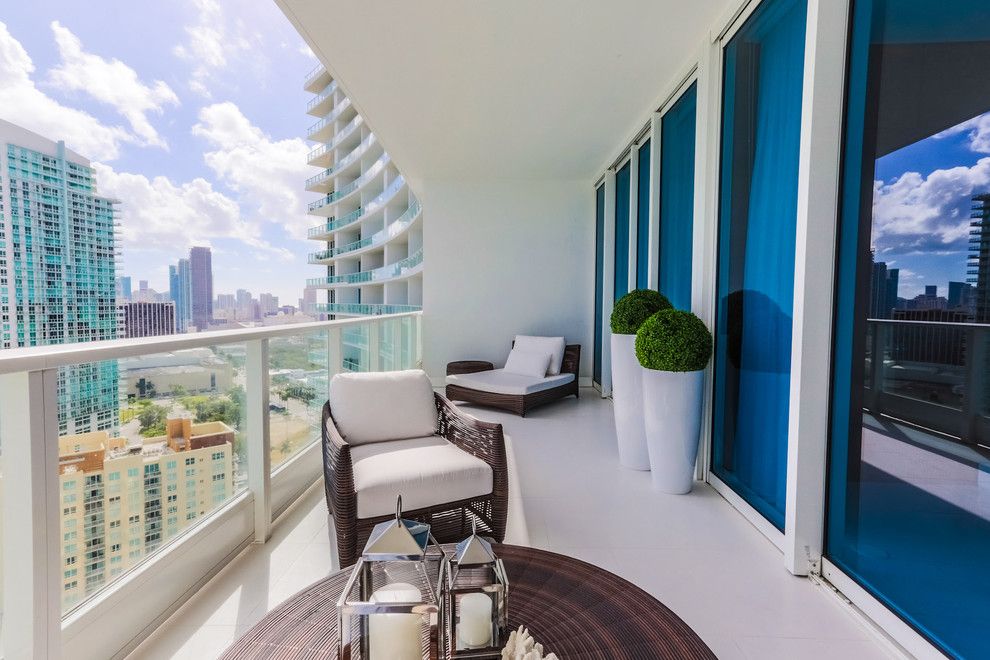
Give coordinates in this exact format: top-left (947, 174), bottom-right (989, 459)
top-left (58, 419), bottom-right (235, 610)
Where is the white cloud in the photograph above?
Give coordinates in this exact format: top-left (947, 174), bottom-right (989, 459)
top-left (0, 21), bottom-right (132, 161)
top-left (173, 0), bottom-right (253, 98)
top-left (93, 161), bottom-right (292, 261)
top-left (47, 22), bottom-right (179, 149)
top-left (932, 111), bottom-right (990, 154)
top-left (192, 102), bottom-right (312, 234)
top-left (872, 158), bottom-right (990, 256)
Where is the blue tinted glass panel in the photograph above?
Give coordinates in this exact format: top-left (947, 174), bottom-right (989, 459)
top-left (614, 162), bottom-right (631, 301)
top-left (594, 184), bottom-right (606, 385)
top-left (636, 140), bottom-right (651, 289)
top-left (711, 0), bottom-right (807, 531)
top-left (658, 83), bottom-right (697, 310)
top-left (828, 1), bottom-right (990, 655)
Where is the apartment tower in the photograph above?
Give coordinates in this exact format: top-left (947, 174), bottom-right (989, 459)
top-left (0, 119), bottom-right (119, 434)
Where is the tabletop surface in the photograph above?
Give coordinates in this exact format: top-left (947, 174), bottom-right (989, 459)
top-left (220, 543), bottom-right (716, 660)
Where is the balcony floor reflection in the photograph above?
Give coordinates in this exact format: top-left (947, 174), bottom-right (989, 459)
top-left (131, 391), bottom-right (889, 660)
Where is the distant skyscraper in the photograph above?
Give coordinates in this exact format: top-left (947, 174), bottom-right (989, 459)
top-left (189, 246), bottom-right (213, 330)
top-left (215, 293), bottom-right (236, 310)
top-left (259, 293), bottom-right (278, 316)
top-left (948, 281), bottom-right (974, 318)
top-left (971, 194), bottom-right (990, 323)
top-left (869, 253), bottom-right (899, 319)
top-left (117, 301), bottom-right (176, 338)
top-left (169, 258), bottom-right (193, 332)
top-left (0, 119), bottom-right (119, 434)
top-left (117, 276), bottom-right (133, 301)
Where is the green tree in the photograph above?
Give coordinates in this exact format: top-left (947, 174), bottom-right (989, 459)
top-left (138, 404), bottom-right (169, 437)
top-left (278, 439), bottom-right (293, 457)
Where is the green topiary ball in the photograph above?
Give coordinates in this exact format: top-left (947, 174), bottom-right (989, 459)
top-left (610, 289), bottom-right (673, 335)
top-left (635, 309), bottom-right (713, 371)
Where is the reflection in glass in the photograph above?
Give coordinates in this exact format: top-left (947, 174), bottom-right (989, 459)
top-left (614, 161), bottom-right (632, 301)
top-left (711, 0), bottom-right (807, 530)
top-left (270, 331), bottom-right (328, 469)
top-left (658, 83), bottom-right (697, 310)
top-left (828, 1), bottom-right (990, 655)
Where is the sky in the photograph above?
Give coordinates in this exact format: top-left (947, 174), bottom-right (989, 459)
top-left (872, 110), bottom-right (990, 299)
top-left (0, 0), bottom-right (318, 305)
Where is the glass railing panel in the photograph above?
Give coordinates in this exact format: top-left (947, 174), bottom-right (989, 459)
top-left (341, 325), bottom-right (370, 372)
top-left (61, 344), bottom-right (247, 615)
top-left (268, 330), bottom-right (328, 470)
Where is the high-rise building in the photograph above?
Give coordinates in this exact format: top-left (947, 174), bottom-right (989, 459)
top-left (868, 253), bottom-right (899, 319)
top-left (189, 246), bottom-right (213, 330)
top-left (169, 258), bottom-right (193, 332)
top-left (58, 419), bottom-right (234, 609)
top-left (117, 276), bottom-right (132, 301)
top-left (0, 119), bottom-right (119, 434)
top-left (303, 65), bottom-right (424, 324)
top-left (259, 292), bottom-right (278, 316)
top-left (117, 301), bottom-right (176, 338)
top-left (215, 293), bottom-right (236, 310)
top-left (971, 194), bottom-right (990, 323)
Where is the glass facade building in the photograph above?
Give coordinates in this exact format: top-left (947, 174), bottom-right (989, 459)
top-left (0, 119), bottom-right (119, 434)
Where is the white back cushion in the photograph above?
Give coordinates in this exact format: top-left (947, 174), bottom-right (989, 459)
top-left (513, 335), bottom-right (566, 375)
top-left (329, 369), bottom-right (438, 445)
top-left (503, 349), bottom-right (552, 378)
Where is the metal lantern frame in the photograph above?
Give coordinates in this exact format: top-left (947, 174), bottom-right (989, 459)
top-left (337, 497), bottom-right (449, 660)
top-left (444, 524), bottom-right (509, 659)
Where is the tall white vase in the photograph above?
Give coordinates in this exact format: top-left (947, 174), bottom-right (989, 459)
top-left (610, 334), bottom-right (649, 470)
top-left (642, 369), bottom-right (705, 493)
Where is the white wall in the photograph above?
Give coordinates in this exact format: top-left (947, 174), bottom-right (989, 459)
top-left (419, 179), bottom-right (594, 384)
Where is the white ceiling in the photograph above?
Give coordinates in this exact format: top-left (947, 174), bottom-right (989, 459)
top-left (277, 0), bottom-right (734, 182)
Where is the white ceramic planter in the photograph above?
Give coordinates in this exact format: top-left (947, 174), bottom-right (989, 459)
top-left (642, 368), bottom-right (705, 493)
top-left (610, 334), bottom-right (649, 470)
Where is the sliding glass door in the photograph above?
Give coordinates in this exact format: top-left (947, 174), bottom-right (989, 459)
top-left (711, 0), bottom-right (807, 530)
top-left (828, 1), bottom-right (990, 655)
top-left (658, 83), bottom-right (697, 310)
top-left (614, 161), bottom-right (632, 301)
top-left (594, 183), bottom-right (606, 386)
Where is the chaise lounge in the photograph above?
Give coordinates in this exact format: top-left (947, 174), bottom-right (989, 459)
top-left (445, 336), bottom-right (580, 416)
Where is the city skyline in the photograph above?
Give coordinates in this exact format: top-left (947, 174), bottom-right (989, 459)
top-left (0, 1), bottom-right (317, 303)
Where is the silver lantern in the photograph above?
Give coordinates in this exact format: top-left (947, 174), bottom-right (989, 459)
top-left (337, 496), bottom-right (448, 660)
top-left (444, 521), bottom-right (509, 658)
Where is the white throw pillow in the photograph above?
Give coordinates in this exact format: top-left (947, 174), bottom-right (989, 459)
top-left (513, 335), bottom-right (566, 375)
top-left (329, 369), bottom-right (438, 445)
top-left (503, 349), bottom-right (552, 378)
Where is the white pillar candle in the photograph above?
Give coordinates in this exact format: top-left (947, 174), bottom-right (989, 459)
top-left (369, 582), bottom-right (422, 660)
top-left (457, 592), bottom-right (493, 648)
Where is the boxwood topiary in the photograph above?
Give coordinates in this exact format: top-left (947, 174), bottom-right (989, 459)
top-left (610, 289), bottom-right (672, 335)
top-left (635, 309), bottom-right (713, 371)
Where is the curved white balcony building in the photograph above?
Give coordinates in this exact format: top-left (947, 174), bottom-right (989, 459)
top-left (303, 66), bottom-right (423, 321)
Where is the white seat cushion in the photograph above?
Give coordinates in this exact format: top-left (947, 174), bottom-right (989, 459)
top-left (446, 369), bottom-right (575, 396)
top-left (351, 435), bottom-right (493, 519)
top-left (329, 369), bottom-right (437, 446)
top-left (513, 335), bottom-right (566, 375)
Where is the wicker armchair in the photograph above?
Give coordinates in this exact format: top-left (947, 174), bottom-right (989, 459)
top-left (322, 392), bottom-right (508, 567)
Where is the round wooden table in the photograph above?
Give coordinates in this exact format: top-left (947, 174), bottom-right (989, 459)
top-left (221, 544), bottom-right (715, 659)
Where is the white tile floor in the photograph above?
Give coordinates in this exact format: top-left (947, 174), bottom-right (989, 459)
top-left (130, 390), bottom-right (894, 660)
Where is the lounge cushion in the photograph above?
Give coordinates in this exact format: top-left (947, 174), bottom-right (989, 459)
top-left (513, 335), bottom-right (566, 375)
top-left (503, 348), bottom-right (552, 378)
top-left (329, 369), bottom-right (437, 445)
top-left (351, 435), bottom-right (493, 518)
top-left (446, 369), bottom-right (575, 396)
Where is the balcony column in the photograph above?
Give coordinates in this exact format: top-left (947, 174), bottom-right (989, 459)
top-left (783, 0), bottom-right (851, 575)
top-left (0, 369), bottom-right (61, 658)
top-left (246, 339), bottom-right (272, 543)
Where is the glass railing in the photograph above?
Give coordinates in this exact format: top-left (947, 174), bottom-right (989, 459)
top-left (307, 247), bottom-right (423, 287)
top-left (865, 318), bottom-right (990, 445)
top-left (303, 63), bottom-right (326, 85)
top-left (305, 168), bottom-right (332, 190)
top-left (316, 303), bottom-right (422, 316)
top-left (305, 80), bottom-right (338, 112)
top-left (0, 312), bottom-right (422, 658)
top-left (307, 154), bottom-right (391, 214)
top-left (306, 143), bottom-right (329, 164)
top-left (325, 115), bottom-right (363, 152)
top-left (305, 133), bottom-right (376, 188)
top-left (306, 194), bottom-right (418, 260)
